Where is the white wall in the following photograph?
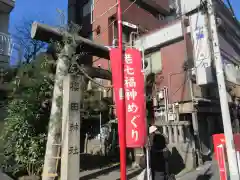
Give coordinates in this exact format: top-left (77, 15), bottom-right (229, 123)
top-left (135, 20), bottom-right (187, 50)
top-left (178, 0), bottom-right (201, 14)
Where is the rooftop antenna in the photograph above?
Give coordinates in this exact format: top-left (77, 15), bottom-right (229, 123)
top-left (56, 8), bottom-right (66, 32)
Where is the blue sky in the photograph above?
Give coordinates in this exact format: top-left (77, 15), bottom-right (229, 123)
top-left (225, 0), bottom-right (240, 19)
top-left (8, 0), bottom-right (239, 64)
top-left (9, 0), bottom-right (68, 31)
top-left (9, 0), bottom-right (240, 34)
top-left (9, 0), bottom-right (68, 64)
top-left (9, 0), bottom-right (240, 33)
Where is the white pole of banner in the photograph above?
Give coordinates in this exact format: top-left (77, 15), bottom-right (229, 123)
top-left (146, 141), bottom-right (151, 180)
top-left (237, 152), bottom-right (240, 176)
top-left (99, 78), bottom-right (103, 152)
top-left (141, 48), bottom-right (151, 180)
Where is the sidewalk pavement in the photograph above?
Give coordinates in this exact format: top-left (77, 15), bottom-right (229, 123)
top-left (176, 161), bottom-right (219, 180)
top-left (79, 161), bottom-right (220, 180)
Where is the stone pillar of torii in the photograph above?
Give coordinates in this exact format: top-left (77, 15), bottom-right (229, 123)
top-left (31, 22), bottom-right (112, 180)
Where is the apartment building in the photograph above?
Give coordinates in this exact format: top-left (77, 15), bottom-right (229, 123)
top-left (68, 0), bottom-right (172, 71)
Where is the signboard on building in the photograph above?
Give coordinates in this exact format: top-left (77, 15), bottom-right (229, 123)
top-left (179, 0), bottom-right (201, 14)
top-left (190, 12), bottom-right (214, 85)
top-left (110, 48), bottom-right (147, 148)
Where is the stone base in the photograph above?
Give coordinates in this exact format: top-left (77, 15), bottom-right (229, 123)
top-left (18, 176), bottom-right (40, 180)
top-left (134, 148), bottom-right (144, 166)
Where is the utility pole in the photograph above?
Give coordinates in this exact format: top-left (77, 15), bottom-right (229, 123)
top-left (179, 0), bottom-right (203, 163)
top-left (206, 0), bottom-right (240, 179)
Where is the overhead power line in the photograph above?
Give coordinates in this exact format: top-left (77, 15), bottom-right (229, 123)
top-left (226, 0), bottom-right (236, 18)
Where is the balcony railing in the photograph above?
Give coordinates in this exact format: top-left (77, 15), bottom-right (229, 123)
top-left (0, 32), bottom-right (13, 57)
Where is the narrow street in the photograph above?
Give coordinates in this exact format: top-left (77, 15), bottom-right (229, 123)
top-left (80, 161), bottom-right (220, 180)
top-left (1, 0), bottom-right (239, 179)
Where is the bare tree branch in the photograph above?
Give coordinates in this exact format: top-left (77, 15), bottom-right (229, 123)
top-left (14, 19), bottom-right (47, 63)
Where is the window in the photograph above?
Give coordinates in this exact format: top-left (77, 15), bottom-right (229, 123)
top-left (113, 21), bottom-right (138, 44)
top-left (83, 0), bottom-right (94, 17)
top-left (113, 23), bottom-right (130, 43)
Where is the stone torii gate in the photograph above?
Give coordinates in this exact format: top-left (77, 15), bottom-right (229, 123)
top-left (31, 22), bottom-right (112, 180)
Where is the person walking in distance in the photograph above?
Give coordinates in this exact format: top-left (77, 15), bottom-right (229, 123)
top-left (139, 125), bottom-right (172, 180)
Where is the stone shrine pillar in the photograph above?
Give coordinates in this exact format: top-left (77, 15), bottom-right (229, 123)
top-left (61, 75), bottom-right (81, 180)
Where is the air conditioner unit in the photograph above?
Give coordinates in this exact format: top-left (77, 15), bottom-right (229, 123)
top-left (143, 51), bottom-right (162, 76)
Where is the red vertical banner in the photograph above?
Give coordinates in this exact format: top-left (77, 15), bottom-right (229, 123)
top-left (109, 48), bottom-right (125, 138)
top-left (124, 48), bottom-right (147, 147)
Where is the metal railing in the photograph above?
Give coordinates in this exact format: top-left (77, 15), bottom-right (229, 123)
top-left (0, 32), bottom-right (13, 57)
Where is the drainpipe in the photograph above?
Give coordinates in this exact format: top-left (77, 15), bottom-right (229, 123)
top-left (165, 86), bottom-right (169, 116)
top-left (130, 31), bottom-right (138, 47)
top-left (112, 38), bottom-right (118, 48)
top-left (168, 71), bottom-right (183, 103)
top-left (163, 86), bottom-right (169, 122)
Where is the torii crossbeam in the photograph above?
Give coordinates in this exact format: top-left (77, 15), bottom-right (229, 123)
top-left (31, 22), bottom-right (110, 60)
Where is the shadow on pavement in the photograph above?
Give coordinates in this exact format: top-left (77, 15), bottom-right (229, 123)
top-left (116, 169), bottom-right (142, 180)
top-left (196, 174), bottom-right (212, 180)
top-left (80, 152), bottom-right (138, 180)
top-left (80, 164), bottom-right (120, 180)
top-left (196, 166), bottom-right (212, 180)
top-left (168, 147), bottom-right (185, 175)
top-left (80, 153), bottom-right (119, 170)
